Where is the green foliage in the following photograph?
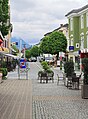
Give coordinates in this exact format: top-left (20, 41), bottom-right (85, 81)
top-left (25, 50), bottom-right (31, 58)
top-left (40, 31), bottom-right (67, 55)
top-left (29, 46), bottom-right (39, 58)
top-left (1, 61), bottom-right (7, 68)
top-left (64, 60), bottom-right (74, 77)
top-left (0, 68), bottom-right (8, 78)
top-left (41, 61), bottom-right (50, 71)
top-left (12, 45), bottom-right (19, 53)
top-left (46, 69), bottom-right (54, 74)
top-left (0, 0), bottom-right (10, 37)
top-left (38, 61), bottom-right (54, 78)
top-left (39, 36), bottom-right (50, 54)
top-left (82, 58), bottom-right (88, 85)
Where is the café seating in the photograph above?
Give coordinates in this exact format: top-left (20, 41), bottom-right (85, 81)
top-left (67, 72), bottom-right (82, 89)
top-left (38, 71), bottom-right (54, 83)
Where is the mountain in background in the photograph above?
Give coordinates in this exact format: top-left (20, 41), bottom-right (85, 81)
top-left (10, 37), bottom-right (32, 50)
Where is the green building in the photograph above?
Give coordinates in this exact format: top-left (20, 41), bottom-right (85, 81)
top-left (66, 4), bottom-right (88, 70)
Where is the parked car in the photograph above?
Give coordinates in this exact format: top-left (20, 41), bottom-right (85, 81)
top-left (45, 57), bottom-right (54, 64)
top-left (37, 56), bottom-right (44, 62)
top-left (30, 57), bottom-right (37, 62)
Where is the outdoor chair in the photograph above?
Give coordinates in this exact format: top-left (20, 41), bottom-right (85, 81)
top-left (38, 72), bottom-right (48, 83)
top-left (67, 76), bottom-right (72, 88)
top-left (41, 72), bottom-right (48, 83)
top-left (67, 73), bottom-right (82, 89)
top-left (72, 73), bottom-right (82, 89)
top-left (57, 73), bottom-right (66, 85)
top-left (48, 72), bottom-right (54, 83)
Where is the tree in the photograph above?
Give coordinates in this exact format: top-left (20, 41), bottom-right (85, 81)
top-left (26, 46), bottom-right (39, 58)
top-left (31, 46), bottom-right (39, 57)
top-left (11, 44), bottom-right (19, 55)
top-left (40, 31), bottom-right (67, 58)
top-left (25, 50), bottom-right (31, 59)
top-left (0, 0), bottom-right (10, 37)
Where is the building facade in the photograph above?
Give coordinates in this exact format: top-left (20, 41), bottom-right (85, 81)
top-left (66, 4), bottom-right (88, 70)
top-left (0, 0), bottom-right (12, 54)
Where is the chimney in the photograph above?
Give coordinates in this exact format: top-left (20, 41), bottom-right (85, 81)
top-left (60, 24), bottom-right (63, 27)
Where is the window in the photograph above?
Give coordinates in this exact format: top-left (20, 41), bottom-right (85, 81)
top-left (71, 38), bottom-right (73, 46)
top-left (87, 34), bottom-right (88, 48)
top-left (81, 15), bottom-right (84, 29)
top-left (86, 13), bottom-right (88, 27)
top-left (76, 43), bottom-right (79, 48)
top-left (70, 18), bottom-right (73, 31)
top-left (80, 36), bottom-right (84, 49)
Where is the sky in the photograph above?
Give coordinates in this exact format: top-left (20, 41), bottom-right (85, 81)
top-left (10, 0), bottom-right (88, 45)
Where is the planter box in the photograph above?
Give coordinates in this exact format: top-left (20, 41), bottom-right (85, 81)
top-left (81, 85), bottom-right (88, 99)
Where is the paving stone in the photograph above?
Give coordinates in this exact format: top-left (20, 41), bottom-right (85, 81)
top-left (32, 79), bottom-right (88, 119)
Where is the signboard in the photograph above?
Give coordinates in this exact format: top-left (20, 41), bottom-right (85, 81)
top-left (78, 50), bottom-right (81, 54)
top-left (69, 46), bottom-right (74, 51)
top-left (20, 58), bottom-right (26, 68)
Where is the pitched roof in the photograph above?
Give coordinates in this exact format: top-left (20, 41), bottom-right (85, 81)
top-left (54, 23), bottom-right (68, 31)
top-left (65, 4), bottom-right (88, 16)
top-left (44, 23), bottom-right (68, 36)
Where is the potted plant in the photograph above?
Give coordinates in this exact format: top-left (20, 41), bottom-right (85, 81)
top-left (81, 58), bottom-right (88, 98)
top-left (38, 61), bottom-right (54, 83)
top-left (64, 60), bottom-right (74, 86)
top-left (64, 60), bottom-right (74, 77)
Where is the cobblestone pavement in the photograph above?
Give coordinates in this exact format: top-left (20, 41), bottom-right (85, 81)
top-left (0, 80), bottom-right (32, 119)
top-left (32, 80), bottom-right (88, 119)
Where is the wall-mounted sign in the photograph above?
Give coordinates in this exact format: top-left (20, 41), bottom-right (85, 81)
top-left (69, 46), bottom-right (74, 51)
top-left (78, 50), bottom-right (81, 54)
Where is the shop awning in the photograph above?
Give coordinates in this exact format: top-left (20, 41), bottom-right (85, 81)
top-left (5, 54), bottom-right (19, 59)
top-left (81, 49), bottom-right (88, 53)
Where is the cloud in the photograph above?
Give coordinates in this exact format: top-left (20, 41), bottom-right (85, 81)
top-left (10, 0), bottom-right (88, 45)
